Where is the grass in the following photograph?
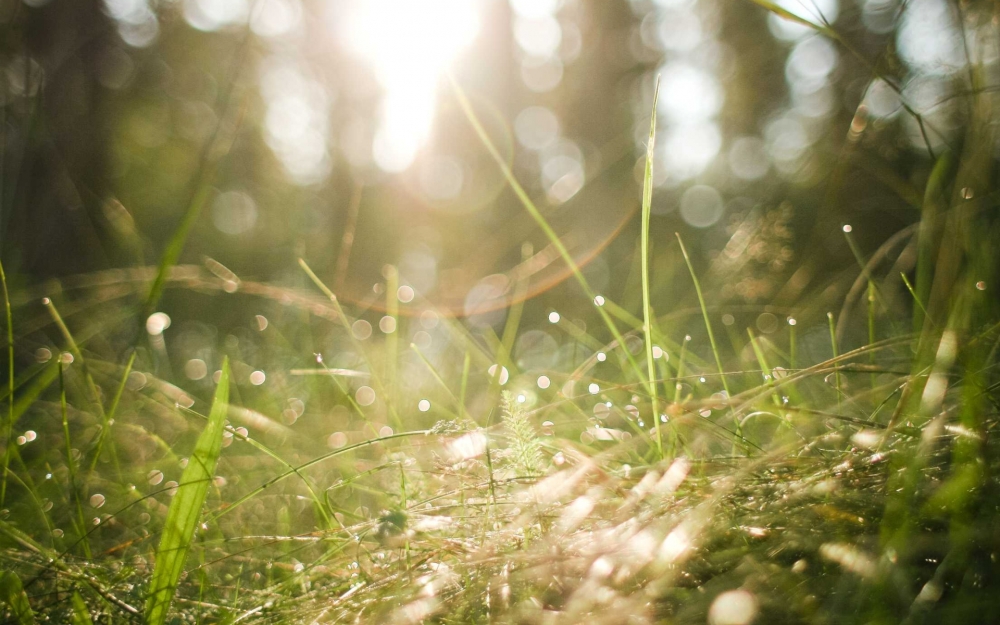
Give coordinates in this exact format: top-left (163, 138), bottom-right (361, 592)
top-left (0, 3), bottom-right (999, 624)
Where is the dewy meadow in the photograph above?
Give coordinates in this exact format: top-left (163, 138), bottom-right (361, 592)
top-left (0, 0), bottom-right (998, 623)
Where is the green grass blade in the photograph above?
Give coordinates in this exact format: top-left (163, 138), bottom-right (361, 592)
top-left (144, 358), bottom-right (230, 625)
top-left (675, 234), bottom-right (734, 429)
top-left (0, 260), bottom-right (12, 507)
top-left (447, 73), bottom-right (648, 387)
top-left (70, 592), bottom-right (93, 625)
top-left (0, 571), bottom-right (34, 625)
top-left (641, 77), bottom-right (663, 459)
top-left (915, 151), bottom-right (953, 333)
top-left (827, 312), bottom-right (841, 410)
top-left (60, 361), bottom-right (91, 559)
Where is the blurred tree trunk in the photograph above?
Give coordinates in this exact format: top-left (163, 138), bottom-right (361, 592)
top-left (2, 0), bottom-right (115, 278)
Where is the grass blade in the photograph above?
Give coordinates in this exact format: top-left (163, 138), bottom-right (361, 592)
top-left (0, 259), bottom-right (12, 506)
top-left (70, 592), bottom-right (93, 625)
top-left (641, 77), bottom-right (663, 458)
top-left (144, 358), bottom-right (230, 625)
top-left (447, 73), bottom-right (648, 387)
top-left (0, 571), bottom-right (34, 625)
top-left (675, 233), bottom-right (734, 430)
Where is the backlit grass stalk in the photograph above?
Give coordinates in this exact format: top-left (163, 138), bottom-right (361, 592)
top-left (447, 73), bottom-right (648, 389)
top-left (145, 358), bottom-right (230, 625)
top-left (640, 77), bottom-right (663, 459)
top-left (85, 351), bottom-right (136, 482)
top-left (0, 260), bottom-right (12, 506)
top-left (298, 258), bottom-right (401, 429)
top-left (59, 361), bottom-right (90, 560)
top-left (828, 312), bottom-right (841, 410)
top-left (675, 234), bottom-right (735, 433)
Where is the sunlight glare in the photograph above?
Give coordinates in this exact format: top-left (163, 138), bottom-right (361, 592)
top-left (339, 0), bottom-right (481, 172)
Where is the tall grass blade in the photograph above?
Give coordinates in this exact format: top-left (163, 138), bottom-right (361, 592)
top-left (675, 234), bottom-right (734, 430)
top-left (447, 73), bottom-right (648, 386)
top-left (915, 152), bottom-right (953, 333)
top-left (827, 312), bottom-right (841, 410)
top-left (0, 260), bottom-right (12, 506)
top-left (144, 358), bottom-right (230, 625)
top-left (641, 77), bottom-right (663, 458)
top-left (60, 361), bottom-right (90, 559)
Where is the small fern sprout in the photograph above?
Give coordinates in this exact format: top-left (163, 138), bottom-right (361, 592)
top-left (500, 391), bottom-right (543, 476)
